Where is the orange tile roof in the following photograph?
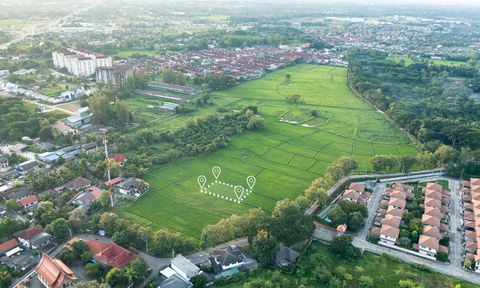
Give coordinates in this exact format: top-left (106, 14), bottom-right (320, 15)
top-left (15, 226), bottom-right (43, 240)
top-left (388, 197), bottom-right (406, 209)
top-left (17, 195), bottom-right (38, 207)
top-left (336, 224), bottom-right (347, 233)
top-left (422, 214), bottom-right (441, 228)
top-left (35, 255), bottom-right (77, 288)
top-left (381, 215), bottom-right (401, 228)
top-left (424, 206), bottom-right (441, 218)
top-left (424, 197), bottom-right (441, 208)
top-left (0, 239), bottom-right (18, 254)
top-left (380, 224), bottom-right (400, 239)
top-left (426, 182), bottom-right (443, 192)
top-left (85, 240), bottom-right (136, 269)
top-left (386, 206), bottom-right (404, 218)
top-left (419, 234), bottom-right (439, 251)
top-left (422, 225), bottom-right (441, 239)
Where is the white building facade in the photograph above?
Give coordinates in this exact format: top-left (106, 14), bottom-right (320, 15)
top-left (52, 48), bottom-right (112, 76)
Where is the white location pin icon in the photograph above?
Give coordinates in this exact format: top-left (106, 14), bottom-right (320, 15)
top-left (197, 175), bottom-right (207, 189)
top-left (212, 166), bottom-right (221, 179)
top-left (246, 176), bottom-right (256, 189)
top-left (234, 186), bottom-right (245, 200)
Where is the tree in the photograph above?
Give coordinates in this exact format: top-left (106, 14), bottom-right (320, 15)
top-left (73, 281), bottom-right (110, 288)
top-left (359, 275), bottom-right (375, 288)
top-left (270, 199), bottom-right (314, 246)
top-left (436, 252), bottom-right (449, 262)
top-left (465, 259), bottom-right (473, 269)
top-left (328, 205), bottom-right (348, 226)
top-left (72, 240), bottom-right (89, 258)
top-left (85, 262), bottom-right (107, 281)
top-left (105, 268), bottom-right (127, 288)
top-left (124, 258), bottom-right (148, 285)
top-left (347, 211), bottom-right (365, 232)
top-left (81, 251), bottom-right (93, 264)
top-left (5, 199), bottom-right (18, 212)
top-left (434, 145), bottom-right (458, 165)
top-left (48, 218), bottom-right (70, 240)
top-left (191, 274), bottom-right (208, 288)
top-left (371, 155), bottom-right (398, 172)
top-left (329, 235), bottom-right (360, 259)
top-left (34, 201), bottom-right (57, 227)
top-left (69, 207), bottom-right (87, 232)
top-left (252, 230), bottom-right (278, 266)
top-left (0, 269), bottom-right (12, 288)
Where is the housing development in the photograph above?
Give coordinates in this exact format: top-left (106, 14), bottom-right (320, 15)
top-left (0, 0), bottom-right (479, 288)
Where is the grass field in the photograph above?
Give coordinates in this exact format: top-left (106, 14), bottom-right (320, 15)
top-left (213, 241), bottom-right (478, 288)
top-left (387, 55), bottom-right (480, 68)
top-left (119, 65), bottom-right (417, 239)
top-left (117, 50), bottom-right (157, 57)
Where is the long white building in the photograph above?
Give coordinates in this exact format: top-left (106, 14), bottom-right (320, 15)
top-left (52, 48), bottom-right (112, 76)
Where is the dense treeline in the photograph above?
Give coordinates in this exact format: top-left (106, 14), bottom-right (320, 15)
top-left (0, 98), bottom-right (63, 141)
top-left (348, 49), bottom-right (480, 176)
top-left (348, 49), bottom-right (480, 151)
top-left (114, 109), bottom-right (263, 176)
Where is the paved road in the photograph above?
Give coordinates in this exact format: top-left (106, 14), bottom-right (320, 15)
top-left (24, 100), bottom-right (75, 115)
top-left (348, 176), bottom-right (480, 286)
top-left (0, 0), bottom-right (102, 50)
top-left (358, 183), bottom-right (385, 240)
top-left (448, 180), bottom-right (463, 270)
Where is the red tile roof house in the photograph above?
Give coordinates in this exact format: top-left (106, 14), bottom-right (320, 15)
top-left (85, 240), bottom-right (136, 269)
top-left (35, 254), bottom-right (78, 288)
top-left (379, 224), bottom-right (400, 245)
top-left (418, 235), bottom-right (439, 258)
top-left (381, 215), bottom-right (401, 228)
top-left (388, 197), bottom-right (406, 210)
top-left (111, 153), bottom-right (127, 167)
top-left (0, 239), bottom-right (20, 257)
top-left (14, 226), bottom-right (52, 249)
top-left (17, 195), bottom-right (38, 210)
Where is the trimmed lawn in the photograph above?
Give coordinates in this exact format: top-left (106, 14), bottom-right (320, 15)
top-left (119, 65), bottom-right (417, 239)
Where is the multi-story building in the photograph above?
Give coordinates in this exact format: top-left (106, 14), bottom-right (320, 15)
top-left (52, 48), bottom-right (112, 76)
top-left (96, 64), bottom-right (133, 88)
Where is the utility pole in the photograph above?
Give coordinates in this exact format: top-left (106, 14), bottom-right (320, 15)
top-left (102, 129), bottom-right (115, 214)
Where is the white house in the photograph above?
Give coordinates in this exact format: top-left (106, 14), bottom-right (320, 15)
top-left (379, 224), bottom-right (399, 245)
top-left (418, 235), bottom-right (439, 258)
top-left (170, 254), bottom-right (200, 280)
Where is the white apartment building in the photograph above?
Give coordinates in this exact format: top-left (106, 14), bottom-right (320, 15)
top-left (52, 48), bottom-right (112, 76)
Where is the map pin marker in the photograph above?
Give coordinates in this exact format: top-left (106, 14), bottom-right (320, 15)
top-left (197, 175), bottom-right (207, 189)
top-left (246, 176), bottom-right (256, 189)
top-left (212, 166), bottom-right (221, 180)
top-left (234, 186), bottom-right (244, 200)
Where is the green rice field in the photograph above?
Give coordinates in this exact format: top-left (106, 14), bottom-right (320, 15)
top-left (119, 64), bottom-right (417, 240)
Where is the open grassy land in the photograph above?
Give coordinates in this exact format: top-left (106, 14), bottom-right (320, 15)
top-left (213, 242), bottom-right (478, 288)
top-left (387, 55), bottom-right (480, 68)
top-left (117, 50), bottom-right (157, 57)
top-left (118, 65), bottom-right (417, 239)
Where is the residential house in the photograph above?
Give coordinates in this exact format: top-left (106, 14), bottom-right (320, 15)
top-left (85, 240), bottom-right (136, 269)
top-left (0, 239), bottom-right (20, 257)
top-left (73, 186), bottom-right (103, 206)
top-left (35, 254), bottom-right (78, 288)
top-left (52, 121), bottom-right (76, 135)
top-left (210, 245), bottom-right (248, 273)
top-left (111, 153), bottom-right (127, 167)
top-left (17, 195), bottom-right (38, 210)
top-left (418, 235), bottom-right (439, 257)
top-left (379, 225), bottom-right (399, 245)
top-left (158, 273), bottom-right (193, 288)
top-left (388, 197), bottom-right (406, 210)
top-left (0, 154), bottom-right (9, 172)
top-left (16, 160), bottom-right (38, 174)
top-left (9, 143), bottom-right (27, 153)
top-left (38, 152), bottom-right (60, 164)
top-left (64, 107), bottom-right (93, 129)
top-left (170, 254), bottom-right (200, 280)
top-left (381, 215), bottom-right (401, 228)
top-left (341, 182), bottom-right (370, 204)
top-left (104, 176), bottom-right (123, 187)
top-left (117, 178), bottom-right (148, 195)
top-left (274, 245), bottom-right (300, 267)
top-left (336, 224), bottom-right (347, 235)
top-left (5, 186), bottom-right (33, 201)
top-left (15, 227), bottom-right (53, 249)
top-left (56, 177), bottom-right (91, 193)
